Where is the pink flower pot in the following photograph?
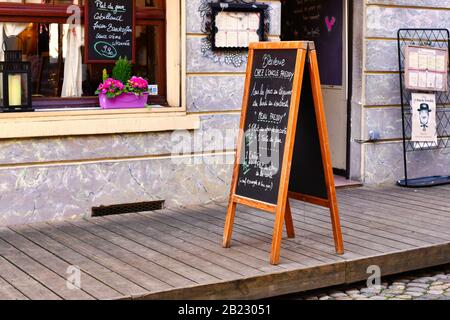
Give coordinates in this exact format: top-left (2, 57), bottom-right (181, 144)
top-left (99, 92), bottom-right (149, 109)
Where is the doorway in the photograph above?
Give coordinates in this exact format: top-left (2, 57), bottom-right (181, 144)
top-left (281, 0), bottom-right (350, 176)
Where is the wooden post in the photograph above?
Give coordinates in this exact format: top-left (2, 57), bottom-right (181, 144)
top-left (284, 200), bottom-right (295, 239)
top-left (270, 44), bottom-right (307, 265)
top-left (223, 42), bottom-right (256, 249)
top-left (307, 45), bottom-right (344, 255)
top-left (223, 201), bottom-right (236, 248)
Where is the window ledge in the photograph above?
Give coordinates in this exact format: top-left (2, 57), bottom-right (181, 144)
top-left (0, 108), bottom-right (200, 139)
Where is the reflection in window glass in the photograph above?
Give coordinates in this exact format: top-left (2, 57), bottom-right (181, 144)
top-left (8, 22), bottom-right (159, 100)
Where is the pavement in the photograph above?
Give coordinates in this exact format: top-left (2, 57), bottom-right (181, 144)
top-left (286, 265), bottom-right (450, 300)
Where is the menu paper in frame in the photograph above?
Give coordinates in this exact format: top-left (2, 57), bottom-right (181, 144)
top-left (405, 45), bottom-right (448, 92)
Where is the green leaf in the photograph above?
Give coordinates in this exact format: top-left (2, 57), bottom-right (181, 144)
top-left (112, 57), bottom-right (132, 84)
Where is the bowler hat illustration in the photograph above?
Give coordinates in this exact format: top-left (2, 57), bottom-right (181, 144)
top-left (418, 103), bottom-right (432, 112)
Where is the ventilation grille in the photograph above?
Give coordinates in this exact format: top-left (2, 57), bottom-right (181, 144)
top-left (92, 200), bottom-right (165, 217)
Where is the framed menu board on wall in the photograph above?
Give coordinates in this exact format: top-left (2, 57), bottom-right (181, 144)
top-left (405, 45), bottom-right (449, 92)
top-left (210, 3), bottom-right (268, 50)
top-left (85, 0), bottom-right (136, 63)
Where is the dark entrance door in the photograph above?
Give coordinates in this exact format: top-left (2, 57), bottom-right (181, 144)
top-left (281, 0), bottom-right (349, 174)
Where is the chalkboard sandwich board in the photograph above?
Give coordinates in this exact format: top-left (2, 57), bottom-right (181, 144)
top-left (85, 0), bottom-right (136, 63)
top-left (223, 41), bottom-right (344, 265)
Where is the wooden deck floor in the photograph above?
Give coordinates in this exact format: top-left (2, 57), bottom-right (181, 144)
top-left (1, 185), bottom-right (450, 300)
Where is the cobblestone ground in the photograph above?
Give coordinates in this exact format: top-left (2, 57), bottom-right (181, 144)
top-left (287, 265), bottom-right (450, 300)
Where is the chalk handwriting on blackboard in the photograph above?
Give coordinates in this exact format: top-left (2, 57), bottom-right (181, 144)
top-left (86, 0), bottom-right (134, 62)
top-left (235, 50), bottom-right (297, 205)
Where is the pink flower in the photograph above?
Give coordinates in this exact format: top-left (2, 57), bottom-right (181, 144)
top-left (128, 76), bottom-right (148, 90)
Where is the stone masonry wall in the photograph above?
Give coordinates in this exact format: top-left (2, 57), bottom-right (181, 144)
top-left (0, 1), bottom-right (282, 226)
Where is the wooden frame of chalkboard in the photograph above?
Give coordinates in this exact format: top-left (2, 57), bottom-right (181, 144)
top-left (223, 41), bottom-right (344, 265)
top-left (210, 3), bottom-right (268, 51)
top-left (85, 0), bottom-right (136, 64)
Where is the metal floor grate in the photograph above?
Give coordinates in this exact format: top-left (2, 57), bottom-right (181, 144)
top-left (92, 200), bottom-right (165, 217)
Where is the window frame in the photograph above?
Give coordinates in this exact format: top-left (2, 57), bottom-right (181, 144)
top-left (0, 0), bottom-right (167, 108)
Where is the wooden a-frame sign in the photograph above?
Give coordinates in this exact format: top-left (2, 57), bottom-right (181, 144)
top-left (223, 41), bottom-right (344, 265)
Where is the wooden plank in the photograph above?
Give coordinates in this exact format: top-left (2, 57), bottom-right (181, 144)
top-left (11, 225), bottom-right (139, 299)
top-left (207, 203), bottom-right (353, 259)
top-left (178, 205), bottom-right (344, 264)
top-left (223, 38), bottom-right (256, 249)
top-left (0, 233), bottom-right (93, 300)
top-left (1, 227), bottom-right (114, 300)
top-left (337, 192), bottom-right (450, 237)
top-left (367, 187), bottom-right (450, 212)
top-left (151, 208), bottom-right (313, 268)
top-left (84, 216), bottom-right (237, 282)
top-left (47, 221), bottom-right (177, 292)
top-left (233, 196), bottom-right (276, 213)
top-left (345, 243), bottom-right (450, 284)
top-left (104, 212), bottom-right (279, 276)
top-left (0, 255), bottom-right (61, 300)
top-left (219, 203), bottom-right (383, 256)
top-left (0, 250), bottom-right (92, 300)
top-left (345, 188), bottom-right (450, 221)
top-left (32, 222), bottom-right (160, 296)
top-left (102, 212), bottom-right (262, 278)
top-left (136, 262), bottom-right (346, 300)
top-left (334, 198), bottom-right (450, 247)
top-left (337, 191), bottom-right (450, 230)
top-left (214, 203), bottom-right (374, 258)
top-left (270, 45), bottom-right (307, 265)
top-left (0, 275), bottom-right (28, 300)
top-left (300, 199), bottom-right (446, 244)
top-left (375, 186), bottom-right (450, 210)
top-left (69, 219), bottom-right (202, 286)
top-left (289, 201), bottom-right (433, 247)
top-left (288, 203), bottom-right (413, 251)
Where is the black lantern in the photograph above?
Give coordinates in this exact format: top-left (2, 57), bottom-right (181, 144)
top-left (0, 36), bottom-right (33, 112)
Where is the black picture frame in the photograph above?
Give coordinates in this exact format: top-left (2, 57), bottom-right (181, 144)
top-left (210, 2), bottom-right (268, 51)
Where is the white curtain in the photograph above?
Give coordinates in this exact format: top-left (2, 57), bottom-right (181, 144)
top-left (0, 0), bottom-right (83, 98)
top-left (61, 24), bottom-right (83, 97)
top-left (0, 0), bottom-right (29, 60)
top-left (0, 0), bottom-right (36, 97)
top-left (0, 18), bottom-right (27, 97)
top-left (61, 1), bottom-right (83, 97)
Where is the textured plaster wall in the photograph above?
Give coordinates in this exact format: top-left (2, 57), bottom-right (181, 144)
top-left (0, 1), bottom-right (281, 226)
top-left (362, 0), bottom-right (450, 184)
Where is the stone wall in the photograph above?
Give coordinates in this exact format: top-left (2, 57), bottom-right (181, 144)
top-left (0, 1), bottom-right (281, 226)
top-left (362, 0), bottom-right (450, 184)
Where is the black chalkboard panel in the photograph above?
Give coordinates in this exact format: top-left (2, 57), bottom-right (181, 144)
top-left (235, 49), bottom-right (298, 205)
top-left (85, 0), bottom-right (135, 63)
top-left (289, 65), bottom-right (328, 200)
top-left (281, 0), bottom-right (343, 86)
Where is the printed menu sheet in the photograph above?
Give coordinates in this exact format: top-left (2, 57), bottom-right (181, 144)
top-left (405, 45), bottom-right (448, 92)
top-left (215, 12), bottom-right (261, 48)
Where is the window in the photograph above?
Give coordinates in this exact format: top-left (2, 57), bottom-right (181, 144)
top-left (0, 0), bottom-right (166, 109)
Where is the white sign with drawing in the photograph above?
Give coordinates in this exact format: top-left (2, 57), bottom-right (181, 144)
top-left (411, 93), bottom-right (437, 144)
